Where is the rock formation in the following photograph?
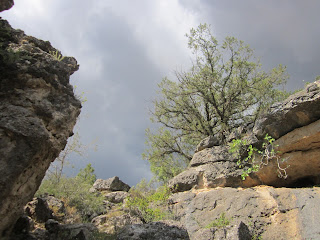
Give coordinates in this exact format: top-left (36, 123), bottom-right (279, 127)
top-left (91, 176), bottom-right (131, 193)
top-left (117, 221), bottom-right (190, 240)
top-left (0, 0), bottom-right (13, 12)
top-left (11, 177), bottom-right (137, 239)
top-left (0, 5), bottom-right (81, 238)
top-left (168, 80), bottom-right (320, 192)
top-left (1, 1), bottom-right (319, 239)
top-left (168, 186), bottom-right (320, 239)
top-left (163, 79), bottom-right (320, 239)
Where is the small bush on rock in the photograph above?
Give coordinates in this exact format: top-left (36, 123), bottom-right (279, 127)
top-left (205, 212), bottom-right (231, 229)
top-left (229, 134), bottom-right (289, 180)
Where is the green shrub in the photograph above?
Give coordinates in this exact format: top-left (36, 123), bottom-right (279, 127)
top-left (49, 50), bottom-right (65, 61)
top-left (205, 212), bottom-right (231, 229)
top-left (36, 164), bottom-right (104, 221)
top-left (125, 179), bottom-right (171, 223)
top-left (229, 134), bottom-right (289, 180)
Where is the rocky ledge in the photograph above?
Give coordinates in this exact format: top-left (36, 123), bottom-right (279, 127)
top-left (168, 80), bottom-right (320, 192)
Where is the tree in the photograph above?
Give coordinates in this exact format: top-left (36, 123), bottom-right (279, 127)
top-left (144, 23), bottom-right (289, 183)
top-left (76, 163), bottom-right (97, 185)
top-left (37, 163), bottom-right (104, 219)
top-left (48, 132), bottom-right (86, 184)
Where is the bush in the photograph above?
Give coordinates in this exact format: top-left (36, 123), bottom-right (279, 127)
top-left (229, 134), bottom-right (289, 180)
top-left (125, 179), bottom-right (172, 223)
top-left (205, 212), bottom-right (231, 229)
top-left (36, 164), bottom-right (104, 221)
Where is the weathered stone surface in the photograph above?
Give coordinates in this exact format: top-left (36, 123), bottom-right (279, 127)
top-left (243, 119), bottom-right (320, 187)
top-left (169, 146), bottom-right (249, 192)
top-left (275, 118), bottom-right (320, 153)
top-left (226, 126), bottom-right (245, 142)
top-left (0, 0), bottom-right (14, 12)
top-left (192, 221), bottom-right (251, 240)
top-left (104, 191), bottom-right (129, 203)
top-left (24, 198), bottom-right (53, 223)
top-left (92, 210), bottom-right (142, 235)
top-left (170, 81), bottom-right (320, 192)
top-left (253, 80), bottom-right (320, 139)
top-left (11, 215), bottom-right (34, 237)
top-left (117, 221), bottom-right (190, 240)
top-left (168, 168), bottom-right (199, 192)
top-left (169, 186), bottom-right (320, 240)
top-left (45, 220), bottom-right (97, 240)
top-left (169, 162), bottom-right (248, 193)
top-left (195, 135), bottom-right (220, 153)
top-left (190, 146), bottom-right (236, 167)
top-left (0, 19), bottom-right (80, 238)
top-left (44, 195), bottom-right (66, 219)
top-left (92, 177), bottom-right (131, 192)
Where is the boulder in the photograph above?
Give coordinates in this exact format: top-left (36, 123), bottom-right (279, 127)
top-left (195, 135), bottom-right (220, 153)
top-left (11, 215), bottom-right (34, 237)
top-left (92, 177), bottom-right (130, 192)
top-left (0, 19), bottom-right (80, 238)
top-left (168, 147), bottom-right (249, 192)
top-left (103, 191), bottom-right (129, 203)
top-left (117, 221), bottom-right (190, 240)
top-left (168, 186), bottom-right (320, 239)
top-left (0, 0), bottom-right (14, 12)
top-left (253, 80), bottom-right (320, 139)
top-left (24, 198), bottom-right (53, 223)
top-left (45, 220), bottom-right (97, 240)
top-left (92, 210), bottom-right (142, 235)
top-left (190, 146), bottom-right (237, 167)
top-left (44, 195), bottom-right (66, 218)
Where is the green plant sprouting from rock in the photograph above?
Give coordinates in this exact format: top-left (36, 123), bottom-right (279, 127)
top-left (49, 50), bottom-right (65, 61)
top-left (205, 212), bottom-right (231, 229)
top-left (229, 134), bottom-right (289, 180)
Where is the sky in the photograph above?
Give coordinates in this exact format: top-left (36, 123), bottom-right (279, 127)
top-left (1, 0), bottom-right (320, 186)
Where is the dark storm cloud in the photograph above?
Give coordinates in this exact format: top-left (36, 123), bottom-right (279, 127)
top-left (181, 0), bottom-right (320, 90)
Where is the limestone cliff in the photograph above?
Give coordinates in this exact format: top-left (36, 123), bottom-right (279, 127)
top-left (0, 6), bottom-right (81, 239)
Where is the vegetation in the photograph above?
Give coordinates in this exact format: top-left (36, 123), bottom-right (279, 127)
top-left (49, 50), bottom-right (65, 61)
top-left (36, 163), bottom-right (104, 221)
top-left (229, 134), bottom-right (289, 180)
top-left (143, 23), bottom-right (289, 182)
top-left (125, 179), bottom-right (172, 223)
top-left (205, 212), bottom-right (231, 229)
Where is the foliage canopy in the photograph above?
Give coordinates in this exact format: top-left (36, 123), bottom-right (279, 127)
top-left (144, 23), bottom-right (289, 182)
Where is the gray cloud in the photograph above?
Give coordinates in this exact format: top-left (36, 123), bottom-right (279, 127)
top-left (2, 0), bottom-right (320, 186)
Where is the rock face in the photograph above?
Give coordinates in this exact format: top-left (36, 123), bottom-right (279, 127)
top-left (0, 18), bottom-right (81, 238)
top-left (0, 0), bottom-right (14, 12)
top-left (91, 176), bottom-right (131, 192)
top-left (168, 186), bottom-right (320, 240)
top-left (253, 80), bottom-right (320, 139)
top-left (169, 80), bottom-right (320, 192)
top-left (117, 221), bottom-right (190, 240)
top-left (162, 80), bottom-right (320, 239)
